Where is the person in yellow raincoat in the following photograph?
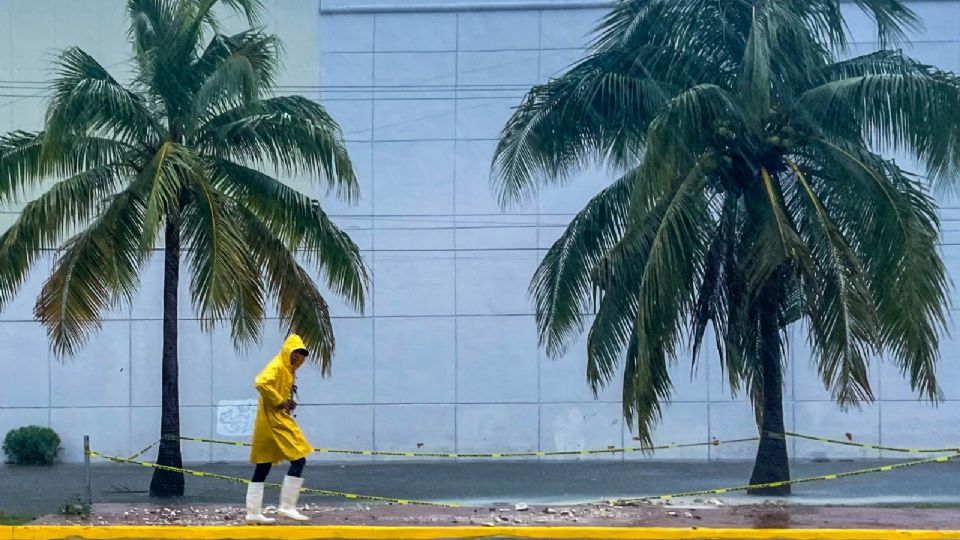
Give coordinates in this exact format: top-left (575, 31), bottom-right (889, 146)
top-left (244, 334), bottom-right (314, 524)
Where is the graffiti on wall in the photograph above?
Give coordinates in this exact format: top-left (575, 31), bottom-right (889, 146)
top-left (216, 399), bottom-right (257, 436)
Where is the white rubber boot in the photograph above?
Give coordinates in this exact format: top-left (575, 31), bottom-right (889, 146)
top-left (244, 482), bottom-right (276, 524)
top-left (276, 475), bottom-right (309, 521)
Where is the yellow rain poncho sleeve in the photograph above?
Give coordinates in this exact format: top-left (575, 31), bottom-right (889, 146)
top-left (249, 334), bottom-right (313, 465)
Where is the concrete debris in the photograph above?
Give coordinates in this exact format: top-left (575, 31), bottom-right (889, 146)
top-left (31, 499), bottom-right (959, 531)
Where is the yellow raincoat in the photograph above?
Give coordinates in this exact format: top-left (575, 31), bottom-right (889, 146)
top-left (250, 334), bottom-right (313, 464)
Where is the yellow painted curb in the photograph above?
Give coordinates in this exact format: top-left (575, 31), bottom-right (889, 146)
top-left (8, 526), bottom-right (960, 540)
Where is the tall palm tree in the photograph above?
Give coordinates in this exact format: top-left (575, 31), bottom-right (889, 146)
top-left (0, 0), bottom-right (367, 497)
top-left (494, 0), bottom-right (958, 494)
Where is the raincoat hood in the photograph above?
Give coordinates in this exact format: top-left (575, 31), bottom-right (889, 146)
top-left (280, 334), bottom-right (308, 371)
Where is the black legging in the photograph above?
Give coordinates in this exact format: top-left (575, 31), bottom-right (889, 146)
top-left (252, 458), bottom-right (306, 482)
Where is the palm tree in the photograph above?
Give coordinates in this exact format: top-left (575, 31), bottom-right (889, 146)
top-left (0, 0), bottom-right (367, 497)
top-left (494, 0), bottom-right (958, 494)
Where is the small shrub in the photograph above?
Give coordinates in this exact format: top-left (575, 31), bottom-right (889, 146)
top-left (3, 426), bottom-right (61, 465)
top-left (60, 495), bottom-right (90, 517)
top-left (0, 512), bottom-right (35, 525)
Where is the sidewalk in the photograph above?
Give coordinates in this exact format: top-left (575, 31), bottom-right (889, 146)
top-left (25, 500), bottom-right (960, 529)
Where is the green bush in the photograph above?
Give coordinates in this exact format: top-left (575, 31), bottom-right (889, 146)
top-left (3, 425), bottom-right (61, 465)
top-left (0, 512), bottom-right (35, 525)
top-left (60, 495), bottom-right (91, 517)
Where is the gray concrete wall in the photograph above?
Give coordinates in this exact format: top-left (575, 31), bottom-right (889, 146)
top-left (0, 0), bottom-right (959, 463)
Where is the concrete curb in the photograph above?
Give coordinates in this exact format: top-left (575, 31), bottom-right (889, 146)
top-left (6, 526), bottom-right (960, 540)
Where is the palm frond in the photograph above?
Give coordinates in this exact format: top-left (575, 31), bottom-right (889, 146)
top-left (819, 48), bottom-right (925, 80)
top-left (690, 193), bottom-right (738, 366)
top-left (735, 168), bottom-right (812, 302)
top-left (127, 0), bottom-right (178, 63)
top-left (140, 142), bottom-right (204, 248)
top-left (0, 131), bottom-right (132, 204)
top-left (45, 47), bottom-right (161, 146)
top-left (621, 317), bottom-right (671, 449)
top-left (128, 0), bottom-right (208, 119)
top-left (127, 0), bottom-right (187, 106)
top-left (592, 0), bottom-right (749, 73)
top-left (588, 159), bottom-right (711, 400)
top-left (181, 171), bottom-right (263, 330)
top-left (637, 84), bottom-right (742, 215)
top-left (184, 0), bottom-right (263, 28)
top-left (491, 50), bottom-right (675, 207)
top-left (804, 137), bottom-right (946, 401)
top-left (532, 170), bottom-right (632, 358)
top-left (740, 6), bottom-right (772, 117)
top-left (237, 207), bottom-right (336, 372)
top-left (210, 158), bottom-right (368, 311)
top-left (850, 0), bottom-right (919, 47)
top-left (871, 162), bottom-right (946, 401)
top-left (191, 30), bottom-right (281, 124)
top-left (783, 158), bottom-right (877, 404)
top-left (797, 62), bottom-right (960, 189)
top-left (0, 166), bottom-right (126, 311)
top-left (197, 96), bottom-right (358, 202)
top-left (35, 187), bottom-right (146, 357)
top-left (218, 0), bottom-right (264, 24)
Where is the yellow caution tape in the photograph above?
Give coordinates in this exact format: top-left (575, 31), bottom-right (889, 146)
top-left (126, 441), bottom-right (160, 461)
top-left (167, 435), bottom-right (759, 458)
top-left (611, 452), bottom-right (960, 504)
top-left (90, 448), bottom-right (960, 510)
top-left (167, 431), bottom-right (960, 460)
top-left (780, 431), bottom-right (960, 454)
top-left (86, 449), bottom-right (458, 507)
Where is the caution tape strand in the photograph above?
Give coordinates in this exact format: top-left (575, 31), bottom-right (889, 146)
top-left (126, 440), bottom-right (160, 461)
top-left (89, 448), bottom-right (960, 510)
top-left (166, 435), bottom-right (759, 458)
top-left (161, 431), bottom-right (960, 459)
top-left (780, 431), bottom-right (960, 454)
top-left (86, 449), bottom-right (458, 508)
top-left (613, 452), bottom-right (960, 503)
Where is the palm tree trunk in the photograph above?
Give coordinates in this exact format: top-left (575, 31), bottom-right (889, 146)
top-left (747, 290), bottom-right (791, 496)
top-left (149, 218), bottom-right (185, 497)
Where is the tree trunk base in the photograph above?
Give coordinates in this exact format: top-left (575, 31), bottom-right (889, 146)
top-left (149, 440), bottom-right (185, 498)
top-left (149, 469), bottom-right (185, 498)
top-left (746, 484), bottom-right (791, 496)
top-left (747, 432), bottom-right (791, 496)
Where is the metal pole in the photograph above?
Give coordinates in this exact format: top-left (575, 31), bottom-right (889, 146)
top-left (83, 435), bottom-right (92, 507)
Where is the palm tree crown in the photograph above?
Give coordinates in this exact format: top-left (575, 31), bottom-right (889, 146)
top-left (0, 0), bottom-right (367, 362)
top-left (495, 0), bottom-right (956, 491)
top-left (0, 0), bottom-right (368, 497)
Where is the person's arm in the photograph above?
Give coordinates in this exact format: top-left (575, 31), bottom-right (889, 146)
top-left (254, 362), bottom-right (288, 408)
